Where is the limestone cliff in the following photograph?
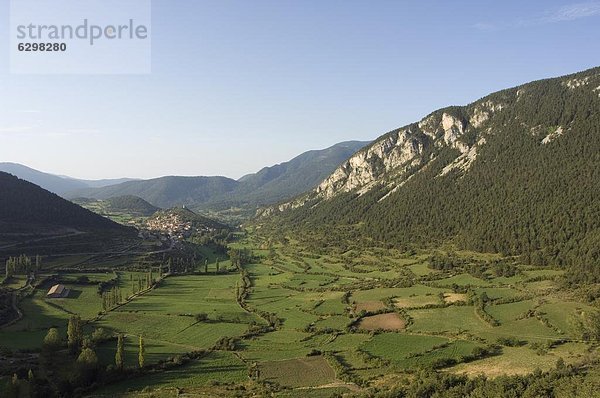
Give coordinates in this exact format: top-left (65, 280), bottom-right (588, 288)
top-left (262, 67), bottom-right (600, 217)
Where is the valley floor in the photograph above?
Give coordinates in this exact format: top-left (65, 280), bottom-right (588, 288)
top-left (1, 233), bottom-right (599, 397)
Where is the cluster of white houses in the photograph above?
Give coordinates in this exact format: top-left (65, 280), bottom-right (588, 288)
top-left (146, 213), bottom-right (217, 241)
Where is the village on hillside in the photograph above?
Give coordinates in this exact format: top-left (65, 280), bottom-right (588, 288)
top-left (143, 208), bottom-right (219, 241)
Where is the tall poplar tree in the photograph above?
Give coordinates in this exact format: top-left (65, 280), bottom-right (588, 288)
top-left (138, 336), bottom-right (145, 368)
top-left (67, 315), bottom-right (83, 353)
top-left (115, 334), bottom-right (125, 370)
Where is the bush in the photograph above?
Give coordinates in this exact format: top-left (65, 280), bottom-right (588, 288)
top-left (496, 337), bottom-right (525, 347)
top-left (194, 313), bottom-right (208, 322)
top-left (214, 337), bottom-right (237, 351)
top-left (91, 328), bottom-right (114, 343)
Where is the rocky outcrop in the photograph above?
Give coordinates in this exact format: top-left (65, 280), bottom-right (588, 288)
top-left (541, 126), bottom-right (564, 144)
top-left (439, 137), bottom-right (485, 177)
top-left (262, 67), bottom-right (600, 217)
top-left (470, 101), bottom-right (503, 128)
top-left (264, 100), bottom-right (508, 214)
top-left (311, 103), bottom-right (504, 201)
top-left (564, 77), bottom-right (590, 89)
top-left (315, 129), bottom-right (424, 199)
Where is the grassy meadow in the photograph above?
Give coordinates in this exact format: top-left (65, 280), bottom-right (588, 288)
top-left (1, 234), bottom-right (597, 397)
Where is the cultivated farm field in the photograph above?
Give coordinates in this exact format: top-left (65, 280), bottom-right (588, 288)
top-left (1, 234), bottom-right (598, 397)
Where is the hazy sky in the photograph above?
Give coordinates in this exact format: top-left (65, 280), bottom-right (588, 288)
top-left (0, 1), bottom-right (599, 180)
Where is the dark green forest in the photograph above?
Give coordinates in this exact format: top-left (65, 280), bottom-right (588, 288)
top-left (104, 195), bottom-right (159, 217)
top-left (262, 67), bottom-right (600, 285)
top-left (0, 172), bottom-right (130, 232)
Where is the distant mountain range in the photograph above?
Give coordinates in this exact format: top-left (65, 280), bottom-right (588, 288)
top-left (233, 141), bottom-right (371, 207)
top-left (0, 163), bottom-right (137, 195)
top-left (3, 141), bottom-right (369, 212)
top-left (68, 176), bottom-right (238, 210)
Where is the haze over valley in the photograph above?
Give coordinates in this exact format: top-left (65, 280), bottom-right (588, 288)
top-left (1, 2), bottom-right (599, 397)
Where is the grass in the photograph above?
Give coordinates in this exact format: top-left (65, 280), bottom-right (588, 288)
top-left (362, 333), bottom-right (448, 360)
top-left (447, 344), bottom-right (590, 377)
top-left (526, 280), bottom-right (559, 293)
top-left (479, 317), bottom-right (562, 343)
top-left (408, 306), bottom-right (490, 335)
top-left (93, 351), bottom-right (247, 395)
top-left (117, 274), bottom-right (258, 323)
top-left (486, 299), bottom-right (537, 323)
top-left (314, 316), bottom-right (350, 330)
top-left (524, 269), bottom-right (565, 279)
top-left (58, 272), bottom-right (115, 283)
top-left (1, 287), bottom-right (78, 349)
top-left (358, 313), bottom-right (406, 331)
top-left (245, 286), bottom-right (320, 330)
top-left (261, 356), bottom-right (337, 387)
top-left (307, 332), bottom-right (371, 352)
top-left (402, 340), bottom-right (481, 368)
top-left (395, 295), bottom-right (441, 308)
top-left (474, 287), bottom-right (521, 300)
top-left (353, 285), bottom-right (446, 303)
top-left (431, 274), bottom-right (491, 287)
top-left (96, 335), bottom-right (191, 367)
top-left (537, 300), bottom-right (596, 334)
top-left (97, 312), bottom-right (248, 349)
top-left (4, 238), bottom-right (597, 394)
top-left (362, 333), bottom-right (481, 369)
top-left (408, 304), bottom-right (562, 343)
top-left (0, 329), bottom-right (50, 350)
top-left (305, 292), bottom-right (347, 315)
top-left (276, 388), bottom-right (353, 398)
top-left (408, 262), bottom-right (435, 276)
top-left (240, 330), bottom-right (314, 362)
top-left (285, 273), bottom-right (338, 290)
top-left (3, 275), bottom-right (28, 289)
top-left (47, 284), bottom-right (103, 319)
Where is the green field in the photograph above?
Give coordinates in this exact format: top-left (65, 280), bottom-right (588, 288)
top-left (95, 351), bottom-right (247, 395)
top-left (116, 274), bottom-right (259, 323)
top-left (261, 356), bottom-right (336, 387)
top-left (1, 237), bottom-right (597, 397)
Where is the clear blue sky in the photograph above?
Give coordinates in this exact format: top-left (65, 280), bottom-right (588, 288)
top-left (0, 1), bottom-right (598, 180)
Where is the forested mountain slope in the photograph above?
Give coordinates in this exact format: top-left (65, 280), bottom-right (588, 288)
top-left (229, 140), bottom-right (369, 207)
top-left (264, 67), bottom-right (600, 277)
top-left (0, 172), bottom-right (130, 232)
top-left (104, 195), bottom-right (160, 216)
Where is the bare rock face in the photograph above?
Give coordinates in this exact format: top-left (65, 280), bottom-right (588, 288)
top-left (258, 67), bottom-right (600, 222)
top-left (439, 137), bottom-right (486, 177)
top-left (441, 113), bottom-right (464, 144)
top-left (564, 77), bottom-right (591, 89)
top-left (313, 109), bottom-right (482, 201)
top-left (542, 126), bottom-right (564, 144)
top-left (271, 102), bottom-right (507, 212)
top-left (470, 101), bottom-right (503, 128)
top-left (267, 69), bottom-right (600, 215)
top-left (315, 130), bottom-right (423, 199)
